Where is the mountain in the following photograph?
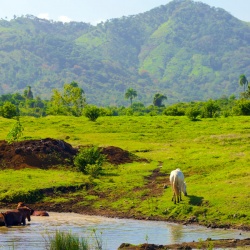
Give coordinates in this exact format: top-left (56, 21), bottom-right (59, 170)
top-left (0, 0), bottom-right (250, 106)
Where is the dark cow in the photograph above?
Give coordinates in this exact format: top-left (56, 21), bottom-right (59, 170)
top-left (1, 206), bottom-right (32, 227)
top-left (17, 202), bottom-right (49, 216)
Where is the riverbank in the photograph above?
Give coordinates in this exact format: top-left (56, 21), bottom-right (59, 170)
top-left (118, 238), bottom-right (250, 249)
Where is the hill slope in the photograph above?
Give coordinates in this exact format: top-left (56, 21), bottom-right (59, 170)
top-left (0, 0), bottom-right (250, 105)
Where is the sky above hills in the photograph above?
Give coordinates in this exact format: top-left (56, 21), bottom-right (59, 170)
top-left (0, 0), bottom-right (249, 24)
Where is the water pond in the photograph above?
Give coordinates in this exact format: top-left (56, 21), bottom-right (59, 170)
top-left (0, 212), bottom-right (249, 249)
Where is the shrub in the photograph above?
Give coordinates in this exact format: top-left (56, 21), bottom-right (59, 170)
top-left (232, 99), bottom-right (250, 115)
top-left (0, 101), bottom-right (18, 118)
top-left (74, 146), bottom-right (106, 175)
top-left (201, 99), bottom-right (220, 118)
top-left (185, 107), bottom-right (200, 121)
top-left (163, 105), bottom-right (185, 116)
top-left (6, 118), bottom-right (24, 143)
top-left (84, 105), bottom-right (100, 121)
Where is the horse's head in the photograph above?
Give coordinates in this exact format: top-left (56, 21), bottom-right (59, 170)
top-left (17, 202), bottom-right (34, 216)
top-left (182, 182), bottom-right (187, 196)
top-left (17, 206), bottom-right (32, 222)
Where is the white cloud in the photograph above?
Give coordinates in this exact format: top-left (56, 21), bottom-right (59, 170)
top-left (38, 13), bottom-right (50, 20)
top-left (58, 15), bottom-right (71, 23)
top-left (91, 18), bottom-right (106, 25)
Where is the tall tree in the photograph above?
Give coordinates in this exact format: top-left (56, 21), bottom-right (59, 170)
top-left (125, 88), bottom-right (137, 106)
top-left (49, 81), bottom-right (85, 116)
top-left (23, 86), bottom-right (33, 99)
top-left (153, 93), bottom-right (167, 107)
top-left (239, 74), bottom-right (248, 91)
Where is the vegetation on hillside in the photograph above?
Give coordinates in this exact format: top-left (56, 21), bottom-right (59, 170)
top-left (0, 0), bottom-right (250, 105)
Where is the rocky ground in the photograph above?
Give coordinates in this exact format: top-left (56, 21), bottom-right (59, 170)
top-left (0, 138), bottom-right (249, 249)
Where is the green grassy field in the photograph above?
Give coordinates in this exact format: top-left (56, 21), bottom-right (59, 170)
top-left (0, 115), bottom-right (249, 228)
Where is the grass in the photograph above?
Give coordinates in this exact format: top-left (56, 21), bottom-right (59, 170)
top-left (46, 230), bottom-right (89, 250)
top-left (0, 115), bottom-right (250, 227)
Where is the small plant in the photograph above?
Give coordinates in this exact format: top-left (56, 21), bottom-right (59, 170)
top-left (92, 229), bottom-right (103, 250)
top-left (6, 117), bottom-right (24, 143)
top-left (85, 164), bottom-right (102, 178)
top-left (74, 146), bottom-right (106, 175)
top-left (47, 230), bottom-right (89, 250)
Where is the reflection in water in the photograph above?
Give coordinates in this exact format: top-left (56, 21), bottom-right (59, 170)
top-left (0, 212), bottom-right (249, 250)
top-left (170, 224), bottom-right (183, 242)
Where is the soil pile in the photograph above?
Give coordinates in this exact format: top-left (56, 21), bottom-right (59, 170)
top-left (0, 138), bottom-right (77, 169)
top-left (101, 146), bottom-right (133, 165)
top-left (0, 138), bottom-right (141, 169)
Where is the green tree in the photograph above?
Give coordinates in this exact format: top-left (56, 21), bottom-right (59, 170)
top-left (84, 105), bottom-right (100, 121)
top-left (125, 88), bottom-right (137, 106)
top-left (201, 99), bottom-right (220, 118)
top-left (233, 99), bottom-right (250, 115)
top-left (153, 93), bottom-right (167, 107)
top-left (239, 74), bottom-right (248, 92)
top-left (6, 117), bottom-right (24, 143)
top-left (48, 82), bottom-right (85, 116)
top-left (23, 86), bottom-right (33, 99)
top-left (185, 107), bottom-right (201, 121)
top-left (0, 101), bottom-right (18, 118)
top-left (240, 85), bottom-right (250, 99)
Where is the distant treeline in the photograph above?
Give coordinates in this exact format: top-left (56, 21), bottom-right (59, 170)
top-left (1, 82), bottom-right (250, 121)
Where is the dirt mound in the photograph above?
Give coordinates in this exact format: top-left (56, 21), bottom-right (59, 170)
top-left (101, 146), bottom-right (134, 165)
top-left (0, 138), bottom-right (77, 169)
top-left (0, 138), bottom-right (139, 169)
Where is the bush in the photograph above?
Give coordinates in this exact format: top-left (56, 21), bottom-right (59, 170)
top-left (163, 105), bottom-right (185, 116)
top-left (232, 99), bottom-right (250, 115)
top-left (186, 107), bottom-right (200, 121)
top-left (84, 105), bottom-right (100, 121)
top-left (74, 146), bottom-right (106, 175)
top-left (0, 101), bottom-right (18, 118)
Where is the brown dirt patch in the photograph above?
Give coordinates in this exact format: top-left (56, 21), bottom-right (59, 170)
top-left (0, 138), bottom-right (146, 169)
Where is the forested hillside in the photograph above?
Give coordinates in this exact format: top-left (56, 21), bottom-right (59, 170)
top-left (0, 0), bottom-right (250, 106)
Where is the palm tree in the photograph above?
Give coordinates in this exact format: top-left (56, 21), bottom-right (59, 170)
top-left (239, 74), bottom-right (248, 91)
top-left (125, 88), bottom-right (137, 106)
top-left (153, 93), bottom-right (167, 107)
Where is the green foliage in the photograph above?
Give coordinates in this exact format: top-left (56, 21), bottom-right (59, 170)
top-left (48, 82), bottom-right (85, 116)
top-left (125, 88), bottom-right (137, 106)
top-left (232, 99), bottom-right (250, 115)
top-left (201, 99), bottom-right (220, 118)
top-left (0, 2), bottom-right (250, 106)
top-left (239, 74), bottom-right (248, 91)
top-left (84, 105), bottom-right (101, 121)
top-left (185, 107), bottom-right (201, 121)
top-left (153, 93), bottom-right (167, 107)
top-left (23, 86), bottom-right (34, 99)
top-left (74, 146), bottom-right (106, 175)
top-left (163, 104), bottom-right (185, 116)
top-left (2, 189), bottom-right (43, 203)
top-left (48, 230), bottom-right (89, 250)
top-left (6, 118), bottom-right (24, 143)
top-left (0, 101), bottom-right (18, 118)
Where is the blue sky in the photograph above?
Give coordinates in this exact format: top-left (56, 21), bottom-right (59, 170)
top-left (0, 0), bottom-right (249, 24)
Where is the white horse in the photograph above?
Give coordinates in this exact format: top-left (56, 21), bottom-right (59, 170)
top-left (169, 168), bottom-right (187, 204)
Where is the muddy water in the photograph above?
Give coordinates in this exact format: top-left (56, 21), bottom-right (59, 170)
top-left (0, 212), bottom-right (249, 250)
